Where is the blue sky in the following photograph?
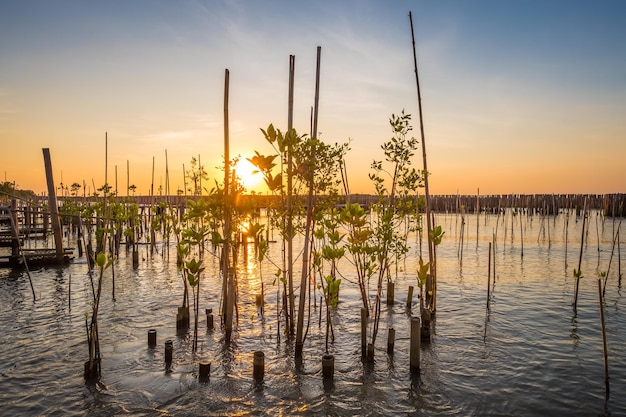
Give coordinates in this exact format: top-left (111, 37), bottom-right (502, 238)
top-left (1, 0), bottom-right (625, 195)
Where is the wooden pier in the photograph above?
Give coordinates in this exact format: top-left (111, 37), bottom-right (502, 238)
top-left (0, 201), bottom-right (71, 269)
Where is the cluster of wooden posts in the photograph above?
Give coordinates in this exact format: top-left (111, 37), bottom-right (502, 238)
top-left (143, 283), bottom-right (430, 384)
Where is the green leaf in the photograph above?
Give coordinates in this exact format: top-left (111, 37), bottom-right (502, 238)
top-left (96, 251), bottom-right (106, 268)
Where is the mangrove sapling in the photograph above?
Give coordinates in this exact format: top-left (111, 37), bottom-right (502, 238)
top-left (174, 240), bottom-right (191, 329)
top-left (298, 145), bottom-right (347, 347)
top-left (312, 246), bottom-right (336, 352)
top-left (186, 258), bottom-right (205, 352)
top-left (315, 208), bottom-right (345, 308)
top-left (179, 198), bottom-right (212, 343)
top-left (123, 202), bottom-right (140, 267)
top-left (85, 251), bottom-right (114, 380)
top-left (252, 125), bottom-right (304, 337)
top-left (416, 257), bottom-right (429, 313)
top-left (256, 234), bottom-right (268, 318)
top-left (366, 110), bottom-right (423, 357)
top-left (253, 126), bottom-right (292, 335)
top-left (427, 224), bottom-right (445, 311)
top-left (341, 202), bottom-right (376, 312)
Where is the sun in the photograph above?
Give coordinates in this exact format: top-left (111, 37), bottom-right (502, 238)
top-left (234, 157), bottom-right (264, 193)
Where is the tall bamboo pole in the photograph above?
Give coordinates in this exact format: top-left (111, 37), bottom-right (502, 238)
top-left (296, 46), bottom-right (321, 358)
top-left (223, 68), bottom-right (234, 343)
top-left (287, 55), bottom-right (295, 335)
top-left (409, 12), bottom-right (435, 311)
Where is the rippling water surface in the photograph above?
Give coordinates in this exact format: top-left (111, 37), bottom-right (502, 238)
top-left (1, 210), bottom-right (624, 416)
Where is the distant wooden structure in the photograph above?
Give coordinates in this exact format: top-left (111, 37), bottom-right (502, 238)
top-left (54, 193), bottom-right (625, 217)
top-left (0, 200), bottom-right (72, 268)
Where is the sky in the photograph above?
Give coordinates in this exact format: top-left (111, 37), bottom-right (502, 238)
top-left (1, 0), bottom-right (625, 197)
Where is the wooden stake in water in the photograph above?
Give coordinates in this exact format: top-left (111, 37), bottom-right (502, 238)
top-left (42, 148), bottom-right (65, 262)
top-left (387, 327), bottom-right (395, 354)
top-left (476, 188), bottom-right (480, 247)
top-left (410, 316), bottom-right (421, 372)
top-left (597, 278), bottom-right (610, 398)
top-left (519, 210), bottom-right (524, 258)
top-left (406, 285), bottom-right (414, 310)
top-left (253, 350), bottom-right (265, 381)
top-left (409, 11), bottom-right (435, 312)
top-left (603, 220), bottom-right (621, 297)
top-left (618, 229), bottom-right (622, 287)
top-left (296, 46), bottom-right (322, 359)
top-left (223, 68), bottom-right (235, 344)
top-left (286, 54), bottom-right (296, 336)
top-left (573, 197), bottom-right (588, 313)
top-left (487, 242), bottom-right (492, 310)
top-left (492, 233), bottom-right (496, 283)
top-left (361, 307), bottom-right (367, 358)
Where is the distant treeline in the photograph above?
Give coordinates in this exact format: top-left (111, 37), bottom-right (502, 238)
top-left (0, 182), bottom-right (38, 203)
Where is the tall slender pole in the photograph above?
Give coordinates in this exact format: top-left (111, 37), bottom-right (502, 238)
top-left (409, 11), bottom-right (435, 311)
top-left (165, 149), bottom-right (170, 204)
top-left (296, 46), bottom-right (321, 358)
top-left (151, 156), bottom-right (155, 200)
top-left (223, 69), bottom-right (234, 343)
top-left (286, 55), bottom-right (296, 335)
top-left (598, 278), bottom-right (610, 398)
top-left (573, 197), bottom-right (587, 312)
top-left (487, 242), bottom-right (492, 309)
top-left (105, 132), bottom-right (108, 198)
top-left (312, 47), bottom-right (321, 140)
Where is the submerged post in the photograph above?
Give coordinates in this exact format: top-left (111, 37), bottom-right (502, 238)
top-left (406, 286), bottom-right (414, 310)
top-left (322, 354), bottom-right (334, 379)
top-left (253, 350), bottom-right (265, 381)
top-left (199, 361), bottom-right (211, 381)
top-left (206, 308), bottom-right (214, 330)
top-left (360, 307), bottom-right (367, 358)
top-left (387, 327), bottom-right (396, 354)
top-left (386, 281), bottom-right (395, 306)
top-left (164, 339), bottom-right (173, 366)
top-left (42, 148), bottom-right (65, 262)
top-left (148, 329), bottom-right (157, 348)
top-left (410, 316), bottom-right (421, 372)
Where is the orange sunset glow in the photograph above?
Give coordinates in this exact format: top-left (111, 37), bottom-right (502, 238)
top-left (1, 2), bottom-right (625, 197)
